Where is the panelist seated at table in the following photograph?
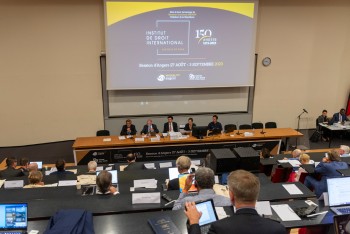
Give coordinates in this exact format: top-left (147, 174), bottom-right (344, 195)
top-left (124, 153), bottom-right (144, 171)
top-left (163, 115), bottom-right (179, 133)
top-left (172, 167), bottom-right (231, 210)
top-left (330, 108), bottom-right (349, 124)
top-left (304, 150), bottom-right (348, 197)
top-left (24, 171), bottom-right (44, 188)
top-left (141, 119), bottom-right (159, 134)
top-left (184, 170), bottom-right (286, 234)
top-left (207, 115), bottom-right (223, 132)
top-left (184, 118), bottom-right (196, 131)
top-left (96, 170), bottom-right (118, 195)
top-left (50, 159), bottom-right (74, 175)
top-left (167, 156), bottom-right (191, 191)
top-left (0, 157), bottom-right (25, 178)
top-left (339, 145), bottom-right (350, 157)
top-left (120, 119), bottom-right (137, 136)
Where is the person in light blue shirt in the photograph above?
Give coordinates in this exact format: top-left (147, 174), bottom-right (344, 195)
top-left (172, 167), bottom-right (230, 210)
top-left (339, 145), bottom-right (350, 157)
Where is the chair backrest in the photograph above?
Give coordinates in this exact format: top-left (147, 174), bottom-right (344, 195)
top-left (298, 172), bottom-right (308, 184)
top-left (224, 124), bottom-right (237, 132)
top-left (96, 130), bottom-right (110, 136)
top-left (252, 122), bottom-right (263, 129)
top-left (239, 124), bottom-right (252, 130)
top-left (265, 122), bottom-right (277, 128)
top-left (271, 168), bottom-right (285, 183)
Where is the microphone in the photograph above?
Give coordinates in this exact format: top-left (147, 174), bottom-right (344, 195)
top-left (303, 109), bottom-right (308, 114)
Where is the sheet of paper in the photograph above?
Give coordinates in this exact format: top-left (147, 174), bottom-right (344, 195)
top-left (256, 201), bottom-right (272, 216)
top-left (45, 171), bottom-right (52, 176)
top-left (192, 160), bottom-right (201, 166)
top-left (271, 204), bottom-right (301, 221)
top-left (0, 180), bottom-right (6, 188)
top-left (58, 180), bottom-right (77, 187)
top-left (135, 137), bottom-right (144, 142)
top-left (118, 136), bottom-right (126, 140)
top-left (4, 180), bottom-right (24, 189)
top-left (44, 183), bottom-right (58, 187)
top-left (159, 162), bottom-right (172, 168)
top-left (132, 192), bottom-right (160, 204)
top-left (144, 163), bottom-right (156, 169)
top-left (215, 207), bottom-right (228, 220)
top-left (151, 137), bottom-right (160, 142)
top-left (282, 184), bottom-right (303, 195)
top-left (134, 179), bottom-right (157, 188)
top-left (103, 138), bottom-right (111, 142)
top-left (214, 175), bottom-right (220, 184)
top-left (315, 162), bottom-right (320, 167)
top-left (66, 169), bottom-right (77, 174)
top-left (96, 166), bottom-right (104, 171)
top-left (130, 187), bottom-right (135, 192)
top-left (105, 166), bottom-right (112, 171)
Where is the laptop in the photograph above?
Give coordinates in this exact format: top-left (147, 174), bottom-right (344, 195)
top-left (333, 214), bottom-right (350, 234)
top-left (29, 161), bottom-right (42, 170)
top-left (96, 170), bottom-right (118, 185)
top-left (327, 177), bottom-right (350, 215)
top-left (188, 199), bottom-right (219, 234)
top-left (0, 203), bottom-right (28, 234)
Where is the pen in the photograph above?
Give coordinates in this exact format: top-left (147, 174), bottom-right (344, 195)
top-left (306, 211), bottom-right (328, 217)
top-left (165, 200), bottom-right (175, 206)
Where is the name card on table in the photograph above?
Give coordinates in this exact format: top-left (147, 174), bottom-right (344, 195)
top-left (103, 138), bottom-right (111, 142)
top-left (4, 180), bottom-right (24, 189)
top-left (134, 179), bottom-right (157, 188)
top-left (144, 163), bottom-right (156, 169)
top-left (105, 166), bottom-right (112, 171)
top-left (135, 137), bottom-right (145, 142)
top-left (58, 180), bottom-right (77, 187)
top-left (132, 192), bottom-right (160, 204)
top-left (282, 184), bottom-right (303, 195)
top-left (151, 137), bottom-right (160, 142)
top-left (159, 162), bottom-right (172, 168)
top-left (118, 136), bottom-right (126, 140)
top-left (96, 166), bottom-right (104, 171)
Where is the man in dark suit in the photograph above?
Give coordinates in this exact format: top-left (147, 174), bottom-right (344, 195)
top-left (120, 119), bottom-right (137, 136)
top-left (124, 153), bottom-right (144, 171)
top-left (163, 115), bottom-right (178, 133)
top-left (184, 170), bottom-right (286, 234)
top-left (0, 157), bottom-right (24, 178)
top-left (330, 108), bottom-right (349, 124)
top-left (141, 119), bottom-right (159, 134)
top-left (167, 155), bottom-right (191, 190)
top-left (50, 159), bottom-right (74, 175)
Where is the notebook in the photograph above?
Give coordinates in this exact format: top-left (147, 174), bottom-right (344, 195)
top-left (193, 199), bottom-right (219, 234)
top-left (327, 177), bottom-right (350, 215)
top-left (96, 170), bottom-right (118, 184)
top-left (333, 214), bottom-right (350, 234)
top-left (0, 203), bottom-right (28, 234)
top-left (29, 161), bottom-right (42, 170)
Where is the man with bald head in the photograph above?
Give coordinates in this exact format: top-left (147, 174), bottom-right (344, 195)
top-left (28, 163), bottom-right (39, 173)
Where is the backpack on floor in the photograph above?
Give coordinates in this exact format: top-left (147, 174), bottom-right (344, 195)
top-left (309, 130), bottom-right (321, 143)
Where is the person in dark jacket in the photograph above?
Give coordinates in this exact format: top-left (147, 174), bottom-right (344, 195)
top-left (124, 154), bottom-right (144, 171)
top-left (0, 157), bottom-right (24, 178)
top-left (184, 170), bottom-right (286, 234)
top-left (50, 159), bottom-right (74, 175)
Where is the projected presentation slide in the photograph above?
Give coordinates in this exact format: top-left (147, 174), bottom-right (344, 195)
top-left (105, 1), bottom-right (258, 90)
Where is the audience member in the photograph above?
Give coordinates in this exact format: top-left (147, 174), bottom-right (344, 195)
top-left (184, 118), bottom-right (196, 131)
top-left (50, 159), bottom-right (74, 175)
top-left (141, 119), bottom-right (159, 134)
top-left (120, 119), bottom-right (137, 136)
top-left (304, 150), bottom-right (348, 197)
top-left (24, 171), bottom-right (44, 188)
top-left (124, 153), bottom-right (144, 171)
top-left (172, 167), bottom-right (230, 210)
top-left (295, 154), bottom-right (312, 182)
top-left (339, 145), bottom-right (350, 157)
top-left (87, 161), bottom-right (98, 173)
top-left (207, 115), bottom-right (222, 132)
top-left (19, 157), bottom-right (29, 170)
top-left (283, 149), bottom-right (302, 160)
top-left (184, 170), bottom-right (286, 234)
top-left (260, 148), bottom-right (272, 159)
top-left (167, 156), bottom-right (191, 190)
top-left (28, 163), bottom-right (39, 173)
top-left (330, 108), bottom-right (349, 124)
top-left (0, 157), bottom-right (24, 178)
top-left (163, 115), bottom-right (179, 133)
top-left (96, 170), bottom-right (118, 195)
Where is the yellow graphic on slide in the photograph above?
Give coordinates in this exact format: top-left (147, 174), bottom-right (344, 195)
top-left (106, 2), bottom-right (255, 26)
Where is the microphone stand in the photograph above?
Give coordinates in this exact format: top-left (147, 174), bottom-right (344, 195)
top-left (295, 110), bottom-right (306, 147)
top-left (260, 126), bottom-right (266, 135)
top-left (235, 122), bottom-right (242, 135)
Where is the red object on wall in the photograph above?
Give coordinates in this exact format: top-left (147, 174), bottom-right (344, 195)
top-left (347, 93), bottom-right (350, 116)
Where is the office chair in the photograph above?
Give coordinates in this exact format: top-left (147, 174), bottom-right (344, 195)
top-left (96, 130), bottom-right (110, 136)
top-left (265, 122), bottom-right (277, 128)
top-left (239, 124), bottom-right (252, 130)
top-left (224, 124), bottom-right (237, 133)
top-left (252, 122), bottom-right (263, 129)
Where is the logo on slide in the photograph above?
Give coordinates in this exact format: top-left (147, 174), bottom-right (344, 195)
top-left (157, 75), bottom-right (165, 81)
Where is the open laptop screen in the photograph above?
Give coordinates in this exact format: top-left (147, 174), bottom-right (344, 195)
top-left (195, 200), bottom-right (218, 226)
top-left (96, 170), bottom-right (118, 184)
top-left (0, 203), bottom-right (27, 230)
top-left (327, 177), bottom-right (350, 207)
top-left (29, 161), bottom-right (43, 170)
